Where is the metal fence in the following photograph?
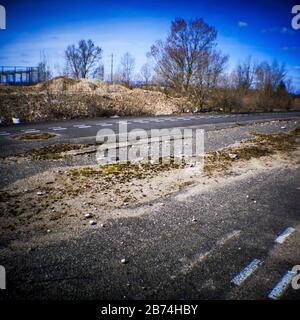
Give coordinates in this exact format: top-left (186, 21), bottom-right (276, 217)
top-left (0, 66), bottom-right (39, 85)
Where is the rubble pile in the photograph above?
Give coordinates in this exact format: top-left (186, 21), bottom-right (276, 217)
top-left (0, 77), bottom-right (191, 123)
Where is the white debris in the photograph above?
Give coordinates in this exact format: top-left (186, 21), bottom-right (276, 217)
top-left (121, 258), bottom-right (128, 264)
top-left (228, 153), bottom-right (238, 159)
top-left (47, 229), bottom-right (51, 233)
top-left (192, 217), bottom-right (197, 222)
top-left (12, 117), bottom-right (20, 124)
top-left (100, 223), bottom-right (105, 228)
top-left (85, 213), bottom-right (92, 219)
top-left (281, 126), bottom-right (286, 129)
top-left (89, 220), bottom-right (96, 225)
top-left (36, 191), bottom-right (45, 196)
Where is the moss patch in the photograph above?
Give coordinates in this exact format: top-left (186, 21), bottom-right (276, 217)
top-left (12, 132), bottom-right (57, 140)
top-left (25, 143), bottom-right (90, 160)
top-left (69, 159), bottom-right (185, 183)
top-left (205, 129), bottom-right (300, 174)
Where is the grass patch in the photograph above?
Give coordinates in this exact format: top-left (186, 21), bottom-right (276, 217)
top-left (204, 144), bottom-right (272, 173)
top-left (253, 132), bottom-right (298, 152)
top-left (69, 159), bottom-right (185, 183)
top-left (12, 132), bottom-right (57, 140)
top-left (25, 143), bottom-right (90, 160)
top-left (205, 128), bottom-right (300, 174)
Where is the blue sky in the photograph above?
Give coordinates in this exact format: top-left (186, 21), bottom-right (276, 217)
top-left (0, 0), bottom-right (299, 89)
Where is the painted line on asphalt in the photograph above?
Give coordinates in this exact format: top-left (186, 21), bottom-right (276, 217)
top-left (76, 125), bottom-right (92, 129)
top-left (22, 129), bottom-right (41, 133)
top-left (96, 123), bottom-right (113, 126)
top-left (268, 270), bottom-right (296, 300)
top-left (73, 124), bottom-right (90, 128)
top-left (231, 259), bottom-right (262, 286)
top-left (275, 227), bottom-right (295, 244)
top-left (49, 127), bottom-right (67, 131)
top-left (132, 120), bottom-right (149, 123)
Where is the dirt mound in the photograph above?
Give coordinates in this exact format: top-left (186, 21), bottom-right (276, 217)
top-left (0, 77), bottom-right (191, 123)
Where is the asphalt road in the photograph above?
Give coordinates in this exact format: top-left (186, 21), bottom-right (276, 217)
top-left (1, 111), bottom-right (300, 158)
top-left (1, 166), bottom-right (299, 300)
top-left (0, 112), bottom-right (299, 300)
top-left (1, 111), bottom-right (300, 143)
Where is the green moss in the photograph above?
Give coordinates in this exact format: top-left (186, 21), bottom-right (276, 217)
top-left (205, 129), bottom-right (300, 173)
top-left (12, 132), bottom-right (57, 140)
top-left (25, 143), bottom-right (90, 160)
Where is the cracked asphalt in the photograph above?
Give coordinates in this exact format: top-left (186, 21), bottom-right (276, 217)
top-left (1, 166), bottom-right (300, 299)
top-left (0, 113), bottom-right (300, 300)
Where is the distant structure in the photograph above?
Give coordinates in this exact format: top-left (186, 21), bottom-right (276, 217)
top-left (0, 66), bottom-right (39, 85)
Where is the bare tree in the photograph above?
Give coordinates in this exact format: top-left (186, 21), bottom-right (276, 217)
top-left (192, 49), bottom-right (228, 110)
top-left (37, 51), bottom-right (52, 82)
top-left (233, 57), bottom-right (254, 93)
top-left (140, 63), bottom-right (152, 85)
top-left (149, 17), bottom-right (217, 92)
top-left (254, 60), bottom-right (286, 91)
top-left (254, 60), bottom-right (288, 111)
top-left (119, 52), bottom-right (135, 85)
top-left (92, 65), bottom-right (104, 80)
top-left (65, 39), bottom-right (102, 79)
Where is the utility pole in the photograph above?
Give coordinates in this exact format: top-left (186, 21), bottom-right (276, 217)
top-left (110, 54), bottom-right (113, 83)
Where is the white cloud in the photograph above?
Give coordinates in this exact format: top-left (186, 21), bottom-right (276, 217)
top-left (238, 21), bottom-right (248, 27)
top-left (262, 27), bottom-right (295, 35)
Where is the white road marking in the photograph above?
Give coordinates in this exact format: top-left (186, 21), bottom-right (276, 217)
top-left (96, 123), bottom-right (113, 126)
top-left (22, 129), bottom-right (41, 133)
top-left (0, 131), bottom-right (10, 136)
top-left (21, 129), bottom-right (40, 132)
top-left (231, 259), bottom-right (262, 286)
top-left (275, 227), bottom-right (295, 244)
top-left (268, 270), bottom-right (296, 300)
top-left (132, 120), bottom-right (149, 123)
top-left (151, 119), bottom-right (164, 122)
top-left (49, 127), bottom-right (67, 131)
top-left (76, 125), bottom-right (91, 129)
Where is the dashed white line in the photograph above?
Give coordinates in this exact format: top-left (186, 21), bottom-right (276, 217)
top-left (96, 123), bottom-right (113, 126)
top-left (231, 259), bottom-right (262, 286)
top-left (132, 120), bottom-right (149, 123)
top-left (73, 124), bottom-right (83, 127)
top-left (77, 125), bottom-right (91, 129)
top-left (268, 270), bottom-right (296, 300)
top-left (22, 129), bottom-right (41, 133)
top-left (275, 227), bottom-right (295, 244)
top-left (49, 127), bottom-right (67, 131)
